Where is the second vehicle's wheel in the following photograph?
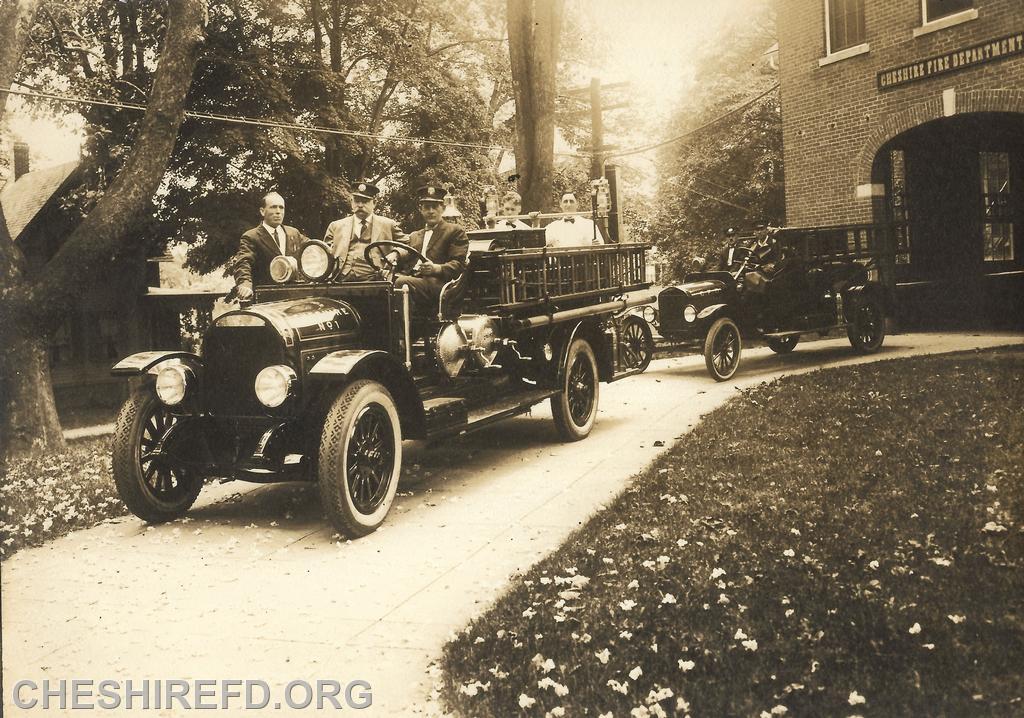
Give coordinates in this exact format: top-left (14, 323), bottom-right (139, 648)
top-left (766, 335), bottom-right (799, 354)
top-left (551, 338), bottom-right (599, 442)
top-left (111, 387), bottom-right (203, 523)
top-left (620, 314), bottom-right (654, 372)
top-left (703, 317), bottom-right (742, 381)
top-left (319, 380), bottom-right (402, 538)
top-left (847, 296), bottom-right (886, 353)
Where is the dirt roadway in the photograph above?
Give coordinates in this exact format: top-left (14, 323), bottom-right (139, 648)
top-left (3, 332), bottom-right (1021, 717)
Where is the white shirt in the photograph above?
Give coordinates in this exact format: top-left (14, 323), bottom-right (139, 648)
top-left (422, 229), bottom-right (434, 257)
top-left (263, 222), bottom-right (286, 255)
top-left (545, 216), bottom-right (603, 247)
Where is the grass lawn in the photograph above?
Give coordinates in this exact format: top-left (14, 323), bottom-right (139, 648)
top-left (0, 436), bottom-right (126, 559)
top-left (440, 347), bottom-right (1024, 717)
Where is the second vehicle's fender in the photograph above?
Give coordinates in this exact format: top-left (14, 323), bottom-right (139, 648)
top-left (696, 303), bottom-right (728, 321)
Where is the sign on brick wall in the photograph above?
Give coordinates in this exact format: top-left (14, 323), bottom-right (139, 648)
top-left (878, 31), bottom-right (1024, 90)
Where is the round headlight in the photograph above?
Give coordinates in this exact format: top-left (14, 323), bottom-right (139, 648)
top-left (641, 305), bottom-right (657, 323)
top-left (683, 305), bottom-right (697, 323)
top-left (298, 240), bottom-right (335, 281)
top-left (254, 365), bottom-right (297, 408)
top-left (270, 255), bottom-right (298, 284)
top-left (155, 364), bottom-right (189, 406)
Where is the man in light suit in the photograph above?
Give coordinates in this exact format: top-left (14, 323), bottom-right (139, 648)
top-left (324, 181), bottom-right (406, 281)
top-left (232, 192), bottom-right (309, 300)
top-left (395, 184), bottom-right (469, 309)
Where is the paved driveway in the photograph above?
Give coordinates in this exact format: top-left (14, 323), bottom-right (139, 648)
top-left (3, 333), bottom-right (1021, 716)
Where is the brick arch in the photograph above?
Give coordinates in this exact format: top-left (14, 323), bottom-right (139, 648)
top-left (855, 88), bottom-right (1024, 186)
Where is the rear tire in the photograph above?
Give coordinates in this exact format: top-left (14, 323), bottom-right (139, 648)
top-left (551, 338), bottom-right (599, 441)
top-left (111, 387), bottom-right (202, 523)
top-left (703, 317), bottom-right (742, 381)
top-left (766, 335), bottom-right (799, 354)
top-left (620, 315), bottom-right (654, 372)
top-left (318, 380), bottom-right (402, 537)
top-left (847, 296), bottom-right (886, 353)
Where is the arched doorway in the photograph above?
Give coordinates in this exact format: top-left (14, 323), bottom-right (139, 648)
top-left (870, 112), bottom-right (1024, 328)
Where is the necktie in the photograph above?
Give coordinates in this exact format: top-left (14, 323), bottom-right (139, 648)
top-left (565, 217), bottom-right (575, 224)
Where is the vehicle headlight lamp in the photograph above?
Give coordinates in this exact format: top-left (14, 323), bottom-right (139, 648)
top-left (298, 240), bottom-right (336, 282)
top-left (641, 305), bottom-right (657, 323)
top-left (254, 365), bottom-right (297, 408)
top-left (683, 305), bottom-right (697, 323)
top-left (270, 255), bottom-right (298, 283)
top-left (155, 364), bottom-right (191, 406)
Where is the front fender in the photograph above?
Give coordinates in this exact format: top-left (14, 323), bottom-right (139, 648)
top-left (309, 349), bottom-right (425, 439)
top-left (696, 303), bottom-right (728, 321)
top-left (111, 351), bottom-right (202, 377)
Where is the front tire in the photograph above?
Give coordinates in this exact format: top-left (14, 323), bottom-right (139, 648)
top-left (111, 387), bottom-right (202, 523)
top-left (318, 380), bottom-right (402, 538)
top-left (847, 296), bottom-right (886, 353)
top-left (551, 338), bottom-right (599, 441)
top-left (703, 317), bottom-right (742, 381)
top-left (766, 335), bottom-right (799, 354)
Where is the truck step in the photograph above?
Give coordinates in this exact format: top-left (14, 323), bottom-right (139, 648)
top-left (465, 388), bottom-right (558, 431)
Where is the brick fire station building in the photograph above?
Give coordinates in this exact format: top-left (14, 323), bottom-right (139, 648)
top-left (776, 0), bottom-right (1023, 326)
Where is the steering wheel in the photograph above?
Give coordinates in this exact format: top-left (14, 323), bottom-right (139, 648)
top-left (364, 241), bottom-right (430, 281)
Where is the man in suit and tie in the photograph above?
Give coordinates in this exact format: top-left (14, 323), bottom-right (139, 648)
top-left (395, 184), bottom-right (469, 308)
top-left (324, 181), bottom-right (406, 281)
top-left (232, 192), bottom-right (309, 300)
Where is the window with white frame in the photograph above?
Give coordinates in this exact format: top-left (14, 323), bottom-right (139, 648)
top-left (825, 0), bottom-right (866, 54)
top-left (923, 0), bottom-right (973, 23)
top-left (979, 152), bottom-right (1014, 262)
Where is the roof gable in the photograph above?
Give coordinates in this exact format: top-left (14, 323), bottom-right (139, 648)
top-left (0, 160), bottom-right (80, 241)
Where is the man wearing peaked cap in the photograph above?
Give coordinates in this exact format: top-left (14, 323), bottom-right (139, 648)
top-left (393, 184), bottom-right (469, 308)
top-left (324, 180), bottom-right (406, 281)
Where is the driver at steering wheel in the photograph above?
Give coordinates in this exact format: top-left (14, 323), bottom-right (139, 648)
top-left (392, 184), bottom-right (469, 308)
top-left (325, 181), bottom-right (406, 281)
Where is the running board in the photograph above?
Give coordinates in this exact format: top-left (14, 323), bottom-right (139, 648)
top-left (464, 388), bottom-right (558, 433)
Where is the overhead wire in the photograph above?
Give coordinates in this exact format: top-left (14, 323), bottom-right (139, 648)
top-left (3, 81), bottom-right (778, 166)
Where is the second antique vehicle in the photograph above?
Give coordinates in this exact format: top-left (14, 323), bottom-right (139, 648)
top-left (109, 223), bottom-right (654, 538)
top-left (656, 226), bottom-right (890, 381)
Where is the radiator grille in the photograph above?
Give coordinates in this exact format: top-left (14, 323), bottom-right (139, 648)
top-left (202, 325), bottom-right (289, 417)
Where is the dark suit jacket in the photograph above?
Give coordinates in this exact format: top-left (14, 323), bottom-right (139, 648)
top-left (404, 220), bottom-right (469, 285)
top-left (232, 224), bottom-right (308, 287)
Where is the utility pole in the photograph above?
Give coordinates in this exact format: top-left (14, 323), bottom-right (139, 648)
top-left (589, 78), bottom-right (605, 180)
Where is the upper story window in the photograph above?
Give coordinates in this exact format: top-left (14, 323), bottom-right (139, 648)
top-left (826, 0), bottom-right (866, 54)
top-left (924, 0), bottom-right (973, 23)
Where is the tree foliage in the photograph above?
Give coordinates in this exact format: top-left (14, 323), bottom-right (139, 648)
top-left (649, 0), bottom-right (782, 282)
top-left (11, 0), bottom-right (516, 273)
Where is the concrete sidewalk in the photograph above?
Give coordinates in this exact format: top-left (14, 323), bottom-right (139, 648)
top-left (3, 333), bottom-right (1021, 716)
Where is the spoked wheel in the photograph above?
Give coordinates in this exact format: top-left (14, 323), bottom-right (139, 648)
top-left (319, 380), bottom-right (402, 537)
top-left (766, 335), bottom-right (799, 354)
top-left (620, 315), bottom-right (654, 372)
top-left (703, 317), bottom-right (742, 381)
top-left (551, 338), bottom-right (599, 441)
top-left (112, 388), bottom-right (203, 523)
top-left (848, 296), bottom-right (886, 353)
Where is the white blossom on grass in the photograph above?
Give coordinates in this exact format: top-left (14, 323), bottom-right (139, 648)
top-left (848, 690), bottom-right (866, 705)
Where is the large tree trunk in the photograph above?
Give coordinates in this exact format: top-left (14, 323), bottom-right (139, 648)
top-left (0, 0), bottom-right (42, 127)
top-left (0, 0), bottom-right (208, 462)
top-left (0, 337), bottom-right (65, 457)
top-left (507, 0), bottom-right (564, 213)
